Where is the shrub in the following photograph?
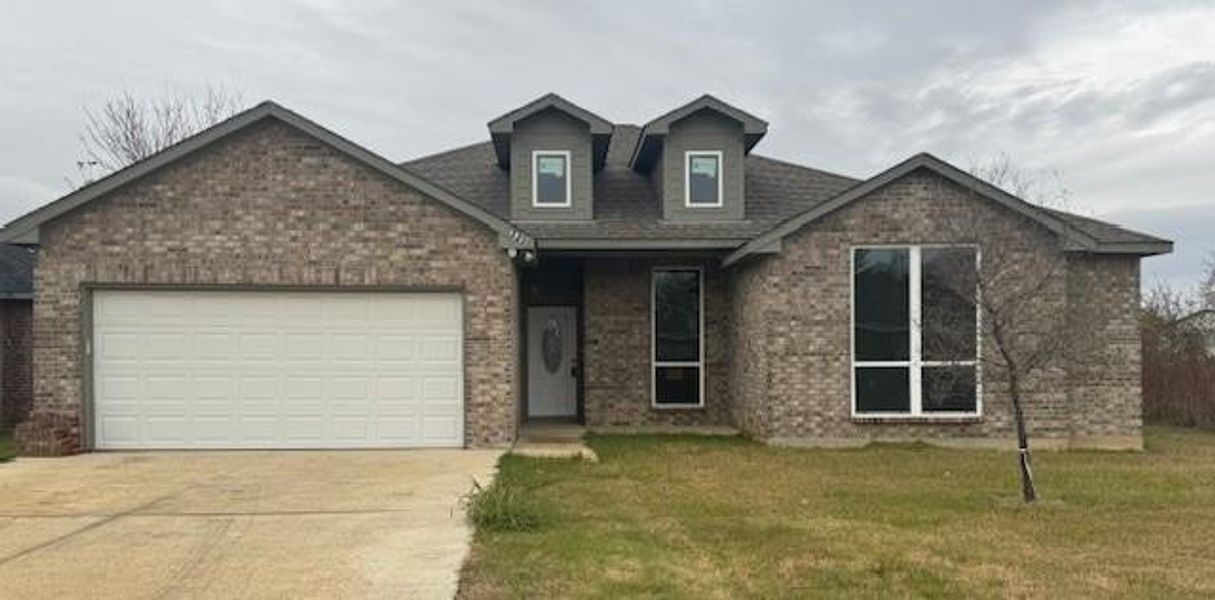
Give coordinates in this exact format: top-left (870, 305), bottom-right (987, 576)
top-left (1141, 293), bottom-right (1215, 429)
top-left (463, 479), bottom-right (545, 533)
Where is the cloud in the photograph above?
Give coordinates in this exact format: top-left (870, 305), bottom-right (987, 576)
top-left (0, 176), bottom-right (60, 223)
top-left (0, 1), bottom-right (1210, 289)
top-left (1108, 204), bottom-right (1215, 292)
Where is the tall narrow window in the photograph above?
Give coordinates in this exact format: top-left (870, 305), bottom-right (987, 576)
top-left (532, 151), bottom-right (570, 207)
top-left (653, 268), bottom-right (703, 407)
top-left (685, 151), bottom-right (722, 207)
top-left (853, 246), bottom-right (980, 417)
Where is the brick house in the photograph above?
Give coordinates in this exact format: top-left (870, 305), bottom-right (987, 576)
top-left (0, 244), bottom-right (34, 431)
top-left (0, 94), bottom-right (1171, 456)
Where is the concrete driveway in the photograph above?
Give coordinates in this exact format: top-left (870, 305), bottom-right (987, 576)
top-left (0, 449), bottom-right (499, 599)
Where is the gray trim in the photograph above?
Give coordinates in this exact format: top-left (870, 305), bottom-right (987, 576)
top-left (0, 293), bottom-right (32, 300)
top-left (722, 153), bottom-right (1166, 267)
top-left (487, 93), bottom-right (613, 170)
top-left (0, 101), bottom-right (534, 250)
top-left (536, 238), bottom-right (745, 250)
top-left (488, 93), bottom-right (613, 136)
top-left (631, 94), bottom-right (768, 172)
top-left (1087, 241), bottom-right (1174, 255)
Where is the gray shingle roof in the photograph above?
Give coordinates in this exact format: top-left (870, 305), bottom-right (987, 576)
top-left (403, 125), bottom-right (1170, 254)
top-left (402, 125), bottom-right (858, 245)
top-left (1041, 207), bottom-right (1171, 247)
top-left (0, 244), bottom-right (34, 297)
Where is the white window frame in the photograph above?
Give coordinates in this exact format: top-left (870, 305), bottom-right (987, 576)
top-left (651, 266), bottom-right (706, 409)
top-left (684, 151), bottom-right (723, 208)
top-left (531, 150), bottom-right (572, 208)
top-left (850, 244), bottom-right (983, 419)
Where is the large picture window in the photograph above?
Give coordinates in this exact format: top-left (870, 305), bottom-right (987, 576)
top-left (652, 268), bottom-right (703, 407)
top-left (852, 246), bottom-right (980, 417)
top-left (532, 151), bottom-right (571, 207)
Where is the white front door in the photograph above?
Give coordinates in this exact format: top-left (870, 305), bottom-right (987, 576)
top-left (91, 290), bottom-right (465, 449)
top-left (527, 306), bottom-right (577, 418)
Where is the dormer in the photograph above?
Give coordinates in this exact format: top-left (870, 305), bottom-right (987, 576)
top-left (488, 94), bottom-right (613, 221)
top-left (630, 95), bottom-right (768, 222)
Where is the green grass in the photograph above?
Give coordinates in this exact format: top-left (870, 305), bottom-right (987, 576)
top-left (0, 430), bottom-right (13, 463)
top-left (459, 427), bottom-right (1215, 599)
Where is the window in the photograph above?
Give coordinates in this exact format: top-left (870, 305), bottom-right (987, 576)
top-left (852, 246), bottom-right (980, 417)
top-left (532, 151), bottom-right (570, 207)
top-left (685, 151), bottom-right (722, 207)
top-left (652, 268), bottom-right (703, 407)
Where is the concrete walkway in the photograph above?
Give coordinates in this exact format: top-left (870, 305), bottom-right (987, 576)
top-left (512, 423), bottom-right (598, 461)
top-left (0, 449), bottom-right (499, 599)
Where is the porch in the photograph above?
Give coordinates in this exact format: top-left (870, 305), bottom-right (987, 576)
top-left (516, 255), bottom-right (735, 431)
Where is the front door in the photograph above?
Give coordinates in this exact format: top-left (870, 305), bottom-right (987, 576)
top-left (527, 306), bottom-right (578, 418)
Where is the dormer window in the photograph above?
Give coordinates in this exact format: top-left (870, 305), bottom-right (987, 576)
top-left (685, 151), bottom-right (722, 207)
top-left (532, 151), bottom-right (571, 207)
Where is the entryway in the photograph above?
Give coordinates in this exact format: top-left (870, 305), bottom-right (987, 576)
top-left (527, 306), bottom-right (578, 418)
top-left (521, 257), bottom-right (584, 423)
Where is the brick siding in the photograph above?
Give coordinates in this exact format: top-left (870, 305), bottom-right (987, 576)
top-left (1, 299), bottom-right (33, 430)
top-left (582, 258), bottom-right (732, 427)
top-left (17, 120), bottom-right (519, 455)
top-left (730, 169), bottom-right (1143, 449)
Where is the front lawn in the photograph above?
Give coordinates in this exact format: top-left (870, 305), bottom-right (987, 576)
top-left (0, 430), bottom-right (13, 463)
top-left (460, 428), bottom-right (1215, 599)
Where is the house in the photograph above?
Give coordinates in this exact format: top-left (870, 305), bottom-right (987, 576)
top-left (1177, 309), bottom-right (1215, 356)
top-left (0, 244), bottom-right (33, 432)
top-left (0, 94), bottom-right (1172, 456)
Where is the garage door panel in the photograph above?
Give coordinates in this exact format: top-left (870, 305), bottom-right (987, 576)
top-left (93, 290), bottom-right (464, 449)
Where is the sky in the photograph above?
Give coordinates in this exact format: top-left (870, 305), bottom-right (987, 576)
top-left (1, 1), bottom-right (1212, 291)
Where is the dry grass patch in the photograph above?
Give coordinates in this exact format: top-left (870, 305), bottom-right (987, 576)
top-left (459, 428), bottom-right (1215, 599)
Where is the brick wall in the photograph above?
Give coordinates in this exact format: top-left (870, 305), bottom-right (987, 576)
top-left (730, 169), bottom-right (1143, 449)
top-left (1, 299), bottom-right (33, 430)
top-left (17, 119), bottom-right (519, 455)
top-left (1066, 255), bottom-right (1143, 445)
top-left (583, 258), bottom-right (733, 426)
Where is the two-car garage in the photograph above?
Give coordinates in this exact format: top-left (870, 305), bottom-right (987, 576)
top-left (90, 290), bottom-right (465, 449)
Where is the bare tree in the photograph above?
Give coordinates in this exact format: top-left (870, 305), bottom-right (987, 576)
top-left (925, 157), bottom-right (1105, 503)
top-left (75, 86), bottom-right (244, 184)
top-left (1201, 253), bottom-right (1215, 310)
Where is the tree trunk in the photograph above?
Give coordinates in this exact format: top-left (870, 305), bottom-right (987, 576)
top-left (1008, 372), bottom-right (1037, 502)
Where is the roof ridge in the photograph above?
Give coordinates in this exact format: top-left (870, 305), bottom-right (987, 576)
top-left (1040, 206), bottom-right (1171, 244)
top-left (400, 139), bottom-right (491, 166)
top-left (748, 153), bottom-right (861, 183)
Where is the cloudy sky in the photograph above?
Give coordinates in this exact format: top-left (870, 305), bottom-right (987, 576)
top-left (1, 1), bottom-right (1212, 290)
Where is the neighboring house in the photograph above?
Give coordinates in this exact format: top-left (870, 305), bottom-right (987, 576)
top-left (0, 244), bottom-right (33, 431)
top-left (1177, 309), bottom-right (1215, 356)
top-left (0, 94), bottom-right (1172, 456)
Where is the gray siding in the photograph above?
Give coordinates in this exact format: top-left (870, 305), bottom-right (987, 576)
top-left (509, 109), bottom-right (593, 221)
top-left (660, 111), bottom-right (745, 221)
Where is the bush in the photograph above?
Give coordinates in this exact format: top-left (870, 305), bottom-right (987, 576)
top-left (1142, 302), bottom-right (1215, 429)
top-left (463, 479), bottom-right (545, 533)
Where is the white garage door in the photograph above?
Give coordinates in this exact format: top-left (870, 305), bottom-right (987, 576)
top-left (92, 290), bottom-right (464, 449)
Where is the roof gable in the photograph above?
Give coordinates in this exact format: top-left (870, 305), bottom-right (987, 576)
top-left (487, 93), bottom-right (613, 169)
top-left (723, 153), bottom-right (1173, 266)
top-left (630, 94), bottom-right (768, 172)
top-left (0, 244), bottom-right (34, 298)
top-left (1, 101), bottom-right (532, 249)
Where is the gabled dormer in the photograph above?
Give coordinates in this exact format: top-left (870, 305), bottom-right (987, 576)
top-left (630, 95), bottom-right (768, 222)
top-left (488, 93), bottom-right (613, 221)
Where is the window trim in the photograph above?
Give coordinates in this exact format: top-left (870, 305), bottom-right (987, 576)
top-left (850, 244), bottom-right (983, 419)
top-left (684, 151), bottom-right (724, 208)
top-left (651, 266), bottom-right (706, 409)
top-left (531, 150), bottom-right (572, 208)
